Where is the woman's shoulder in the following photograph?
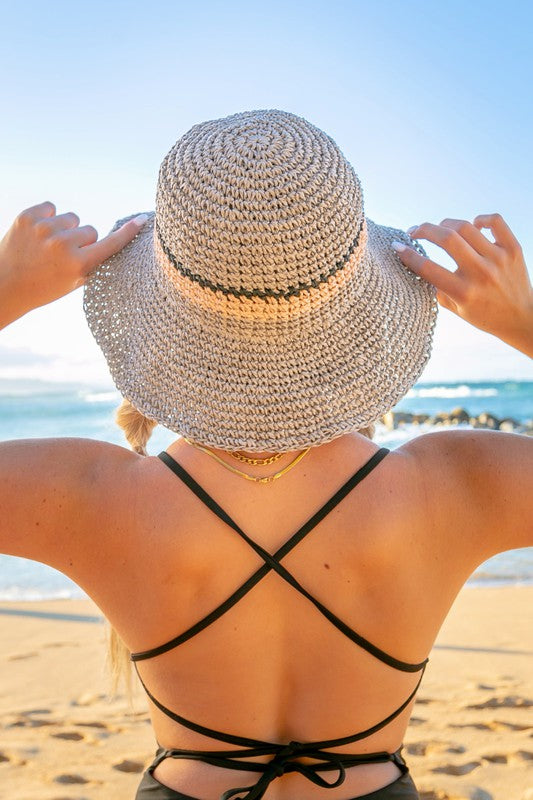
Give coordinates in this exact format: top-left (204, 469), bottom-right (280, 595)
top-left (0, 435), bottom-right (141, 568)
top-left (398, 428), bottom-right (533, 558)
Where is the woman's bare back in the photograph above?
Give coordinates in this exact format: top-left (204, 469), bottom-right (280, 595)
top-left (47, 426), bottom-right (530, 800)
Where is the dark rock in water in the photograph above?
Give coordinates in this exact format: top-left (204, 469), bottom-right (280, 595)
top-left (449, 406), bottom-right (471, 423)
top-left (476, 411), bottom-right (501, 428)
top-left (379, 409), bottom-right (531, 434)
top-left (412, 414), bottom-right (430, 424)
top-left (498, 417), bottom-right (520, 432)
top-left (380, 411), bottom-right (414, 430)
top-left (394, 412), bottom-right (414, 427)
top-left (428, 412), bottom-right (450, 426)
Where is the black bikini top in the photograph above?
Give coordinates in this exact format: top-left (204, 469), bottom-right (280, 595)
top-left (131, 447), bottom-right (429, 800)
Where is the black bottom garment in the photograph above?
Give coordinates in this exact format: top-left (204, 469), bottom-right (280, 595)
top-left (135, 761), bottom-right (419, 800)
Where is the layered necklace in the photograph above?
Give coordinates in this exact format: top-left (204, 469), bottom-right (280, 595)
top-left (181, 436), bottom-right (310, 483)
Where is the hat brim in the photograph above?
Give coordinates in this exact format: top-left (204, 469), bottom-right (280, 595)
top-left (83, 212), bottom-right (438, 451)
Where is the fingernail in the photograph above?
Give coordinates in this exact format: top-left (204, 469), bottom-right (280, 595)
top-left (406, 225), bottom-right (418, 236)
top-left (391, 240), bottom-right (406, 253)
top-left (132, 213), bottom-right (149, 228)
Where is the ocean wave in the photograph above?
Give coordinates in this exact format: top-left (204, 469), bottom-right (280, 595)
top-left (0, 586), bottom-right (86, 601)
top-left (79, 390), bottom-right (120, 403)
top-left (407, 385), bottom-right (499, 399)
top-left (373, 420), bottom-right (445, 445)
top-left (0, 377), bottom-right (114, 398)
top-left (468, 548), bottom-right (533, 586)
top-left (467, 574), bottom-right (533, 587)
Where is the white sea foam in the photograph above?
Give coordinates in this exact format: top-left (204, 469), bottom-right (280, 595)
top-left (407, 385), bottom-right (499, 399)
top-left (0, 586), bottom-right (85, 601)
top-left (0, 556), bottom-right (86, 602)
top-left (79, 390), bottom-right (120, 403)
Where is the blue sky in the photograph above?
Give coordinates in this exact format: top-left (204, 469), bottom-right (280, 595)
top-left (0, 0), bottom-right (532, 383)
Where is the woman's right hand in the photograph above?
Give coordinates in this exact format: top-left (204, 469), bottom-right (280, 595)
top-left (393, 213), bottom-right (533, 358)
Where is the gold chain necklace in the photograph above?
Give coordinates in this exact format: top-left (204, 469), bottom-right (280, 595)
top-left (181, 436), bottom-right (310, 483)
top-left (227, 450), bottom-right (284, 465)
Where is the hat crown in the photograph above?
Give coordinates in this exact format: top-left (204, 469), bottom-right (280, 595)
top-left (154, 109), bottom-right (365, 296)
top-left (84, 107), bottom-right (438, 451)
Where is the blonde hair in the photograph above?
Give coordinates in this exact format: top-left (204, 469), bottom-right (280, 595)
top-left (107, 398), bottom-right (157, 695)
top-left (109, 397), bottom-right (375, 690)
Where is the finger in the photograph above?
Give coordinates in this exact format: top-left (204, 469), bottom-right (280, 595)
top-left (473, 213), bottom-right (522, 254)
top-left (60, 224), bottom-right (98, 248)
top-left (42, 211), bottom-right (81, 232)
top-left (17, 200), bottom-right (56, 222)
top-left (435, 289), bottom-right (458, 314)
top-left (73, 275), bottom-right (88, 290)
top-left (438, 218), bottom-right (495, 259)
top-left (408, 222), bottom-right (480, 270)
top-left (81, 215), bottom-right (148, 273)
top-left (393, 242), bottom-right (465, 300)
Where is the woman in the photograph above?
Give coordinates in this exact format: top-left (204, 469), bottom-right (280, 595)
top-left (0, 109), bottom-right (531, 800)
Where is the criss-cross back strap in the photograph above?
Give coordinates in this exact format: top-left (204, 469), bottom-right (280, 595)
top-left (131, 448), bottom-right (426, 673)
top-left (134, 659), bottom-right (426, 750)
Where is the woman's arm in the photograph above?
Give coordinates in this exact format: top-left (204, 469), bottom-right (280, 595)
top-left (0, 201), bottom-right (147, 567)
top-left (395, 213), bottom-right (533, 558)
top-left (394, 213), bottom-right (533, 358)
top-left (0, 200), bottom-right (147, 328)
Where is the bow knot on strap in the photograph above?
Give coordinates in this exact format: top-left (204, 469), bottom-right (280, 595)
top-left (274, 740), bottom-right (302, 760)
top-left (220, 744), bottom-right (347, 800)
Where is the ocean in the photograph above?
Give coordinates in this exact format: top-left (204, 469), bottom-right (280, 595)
top-left (0, 378), bottom-right (531, 600)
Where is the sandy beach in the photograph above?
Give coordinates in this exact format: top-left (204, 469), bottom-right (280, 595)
top-left (0, 586), bottom-right (531, 800)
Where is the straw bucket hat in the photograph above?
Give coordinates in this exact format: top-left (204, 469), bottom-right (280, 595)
top-left (83, 109), bottom-right (438, 452)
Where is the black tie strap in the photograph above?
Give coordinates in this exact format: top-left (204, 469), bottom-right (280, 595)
top-left (148, 742), bottom-right (409, 800)
top-left (135, 661), bottom-right (426, 751)
top-left (137, 660), bottom-right (424, 800)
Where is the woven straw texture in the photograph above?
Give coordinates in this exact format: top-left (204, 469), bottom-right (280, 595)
top-left (83, 109), bottom-right (438, 452)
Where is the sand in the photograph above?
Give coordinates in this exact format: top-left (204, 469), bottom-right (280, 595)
top-left (0, 586), bottom-right (531, 800)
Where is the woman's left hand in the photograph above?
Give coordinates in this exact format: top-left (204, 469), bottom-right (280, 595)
top-left (0, 201), bottom-right (147, 328)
